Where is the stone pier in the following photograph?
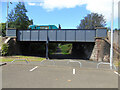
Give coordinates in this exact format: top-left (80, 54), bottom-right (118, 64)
top-left (90, 38), bottom-right (110, 62)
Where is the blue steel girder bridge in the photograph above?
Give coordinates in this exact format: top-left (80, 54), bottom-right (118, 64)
top-left (6, 28), bottom-right (107, 59)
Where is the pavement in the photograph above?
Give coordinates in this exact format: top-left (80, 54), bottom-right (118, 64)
top-left (1, 59), bottom-right (119, 88)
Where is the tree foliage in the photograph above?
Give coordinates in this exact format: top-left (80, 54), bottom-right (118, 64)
top-left (0, 23), bottom-right (6, 36)
top-left (77, 13), bottom-right (106, 29)
top-left (1, 43), bottom-right (9, 56)
top-left (8, 10), bottom-right (15, 28)
top-left (8, 2), bottom-right (33, 29)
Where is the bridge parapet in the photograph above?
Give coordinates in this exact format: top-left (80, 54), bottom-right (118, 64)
top-left (95, 27), bottom-right (107, 38)
top-left (6, 28), bottom-right (16, 37)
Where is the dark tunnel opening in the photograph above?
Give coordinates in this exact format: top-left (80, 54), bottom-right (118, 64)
top-left (18, 42), bottom-right (95, 60)
top-left (72, 42), bottom-right (95, 60)
top-left (49, 42), bottom-right (95, 60)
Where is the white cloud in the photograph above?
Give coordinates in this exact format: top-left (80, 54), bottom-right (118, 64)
top-left (39, 0), bottom-right (87, 11)
top-left (28, 3), bottom-right (36, 6)
top-left (2, 0), bottom-right (119, 22)
top-left (1, 0), bottom-right (42, 2)
top-left (27, 0), bottom-right (120, 22)
top-left (85, 0), bottom-right (119, 21)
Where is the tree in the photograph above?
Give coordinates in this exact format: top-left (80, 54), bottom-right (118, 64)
top-left (1, 43), bottom-right (9, 56)
top-left (0, 23), bottom-right (6, 36)
top-left (8, 10), bottom-right (15, 28)
top-left (0, 23), bottom-right (2, 36)
top-left (8, 2), bottom-right (33, 29)
top-left (77, 13), bottom-right (106, 29)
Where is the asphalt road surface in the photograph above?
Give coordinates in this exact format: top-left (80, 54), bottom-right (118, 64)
top-left (2, 59), bottom-right (119, 88)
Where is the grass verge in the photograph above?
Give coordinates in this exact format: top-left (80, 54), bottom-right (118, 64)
top-left (118, 60), bottom-right (120, 74)
top-left (0, 55), bottom-right (45, 62)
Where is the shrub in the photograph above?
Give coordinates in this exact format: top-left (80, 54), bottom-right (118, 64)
top-left (49, 43), bottom-right (58, 54)
top-left (1, 43), bottom-right (9, 56)
top-left (59, 44), bottom-right (72, 54)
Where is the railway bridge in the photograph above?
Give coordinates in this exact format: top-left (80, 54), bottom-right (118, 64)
top-left (6, 27), bottom-right (107, 59)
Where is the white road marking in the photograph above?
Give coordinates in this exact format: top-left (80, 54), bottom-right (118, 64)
top-left (73, 69), bottom-right (75, 74)
top-left (30, 66), bottom-right (38, 72)
top-left (114, 71), bottom-right (120, 76)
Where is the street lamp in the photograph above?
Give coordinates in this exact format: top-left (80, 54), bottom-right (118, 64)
top-left (97, 0), bottom-right (116, 70)
top-left (6, 1), bottom-right (9, 31)
top-left (6, 1), bottom-right (12, 31)
top-left (110, 0), bottom-right (114, 69)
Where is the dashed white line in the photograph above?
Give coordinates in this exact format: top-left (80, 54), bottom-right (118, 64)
top-left (73, 69), bottom-right (75, 74)
top-left (114, 71), bottom-right (120, 76)
top-left (30, 66), bottom-right (38, 72)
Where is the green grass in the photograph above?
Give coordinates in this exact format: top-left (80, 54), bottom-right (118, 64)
top-left (114, 59), bottom-right (120, 74)
top-left (59, 44), bottom-right (72, 54)
top-left (118, 60), bottom-right (120, 74)
top-left (0, 55), bottom-right (45, 62)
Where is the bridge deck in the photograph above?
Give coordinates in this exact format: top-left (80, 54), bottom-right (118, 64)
top-left (6, 29), bottom-right (107, 42)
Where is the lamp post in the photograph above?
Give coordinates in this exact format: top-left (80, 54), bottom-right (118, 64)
top-left (6, 1), bottom-right (12, 31)
top-left (97, 0), bottom-right (116, 70)
top-left (6, 1), bottom-right (9, 31)
top-left (110, 0), bottom-right (114, 69)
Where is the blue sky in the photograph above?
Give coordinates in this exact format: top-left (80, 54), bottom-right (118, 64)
top-left (1, 0), bottom-right (119, 29)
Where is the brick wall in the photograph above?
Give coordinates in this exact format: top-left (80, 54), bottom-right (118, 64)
top-left (108, 31), bottom-right (119, 47)
top-left (108, 31), bottom-right (120, 61)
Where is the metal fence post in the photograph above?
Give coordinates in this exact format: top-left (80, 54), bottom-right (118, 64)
top-left (46, 30), bottom-right (49, 60)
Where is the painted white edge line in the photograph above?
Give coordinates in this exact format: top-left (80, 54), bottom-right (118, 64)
top-left (114, 71), bottom-right (120, 76)
top-left (30, 66), bottom-right (38, 72)
top-left (73, 69), bottom-right (75, 75)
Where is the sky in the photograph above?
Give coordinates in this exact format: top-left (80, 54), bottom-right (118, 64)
top-left (1, 0), bottom-right (120, 29)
